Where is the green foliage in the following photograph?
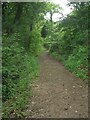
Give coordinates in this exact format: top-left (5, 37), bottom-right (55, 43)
top-left (2, 53), bottom-right (39, 118)
top-left (2, 33), bottom-right (25, 101)
top-left (2, 32), bottom-right (40, 117)
top-left (65, 46), bottom-right (88, 81)
top-left (2, 1), bottom-right (60, 118)
top-left (49, 52), bottom-right (62, 62)
top-left (2, 2), bottom-right (89, 118)
top-left (29, 28), bottom-right (42, 55)
top-left (48, 3), bottom-right (89, 81)
top-left (2, 2), bottom-right (51, 118)
top-left (49, 42), bottom-right (59, 53)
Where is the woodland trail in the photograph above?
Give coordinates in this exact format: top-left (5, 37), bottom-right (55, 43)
top-left (25, 52), bottom-right (88, 118)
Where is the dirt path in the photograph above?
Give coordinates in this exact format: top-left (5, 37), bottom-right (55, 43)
top-left (25, 52), bottom-right (88, 118)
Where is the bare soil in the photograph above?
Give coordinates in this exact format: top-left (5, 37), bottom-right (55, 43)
top-left (25, 52), bottom-right (88, 118)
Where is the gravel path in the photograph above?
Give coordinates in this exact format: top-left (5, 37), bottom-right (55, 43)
top-left (26, 52), bottom-right (88, 118)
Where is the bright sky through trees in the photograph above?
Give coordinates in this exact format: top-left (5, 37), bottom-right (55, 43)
top-left (45, 0), bottom-right (72, 22)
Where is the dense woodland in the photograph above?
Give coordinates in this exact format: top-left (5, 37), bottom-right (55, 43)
top-left (2, 2), bottom-right (89, 118)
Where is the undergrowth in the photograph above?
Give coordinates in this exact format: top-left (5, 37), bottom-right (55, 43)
top-left (2, 33), bottom-right (40, 118)
top-left (2, 55), bottom-right (39, 118)
top-left (49, 45), bottom-right (88, 83)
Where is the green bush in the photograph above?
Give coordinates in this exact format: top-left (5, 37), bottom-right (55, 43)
top-left (49, 42), bottom-right (59, 53)
top-left (2, 34), bottom-right (25, 101)
top-left (64, 46), bottom-right (88, 81)
top-left (2, 33), bottom-right (39, 117)
top-left (48, 3), bottom-right (89, 83)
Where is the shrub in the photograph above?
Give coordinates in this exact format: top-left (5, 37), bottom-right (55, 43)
top-left (65, 46), bottom-right (88, 81)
